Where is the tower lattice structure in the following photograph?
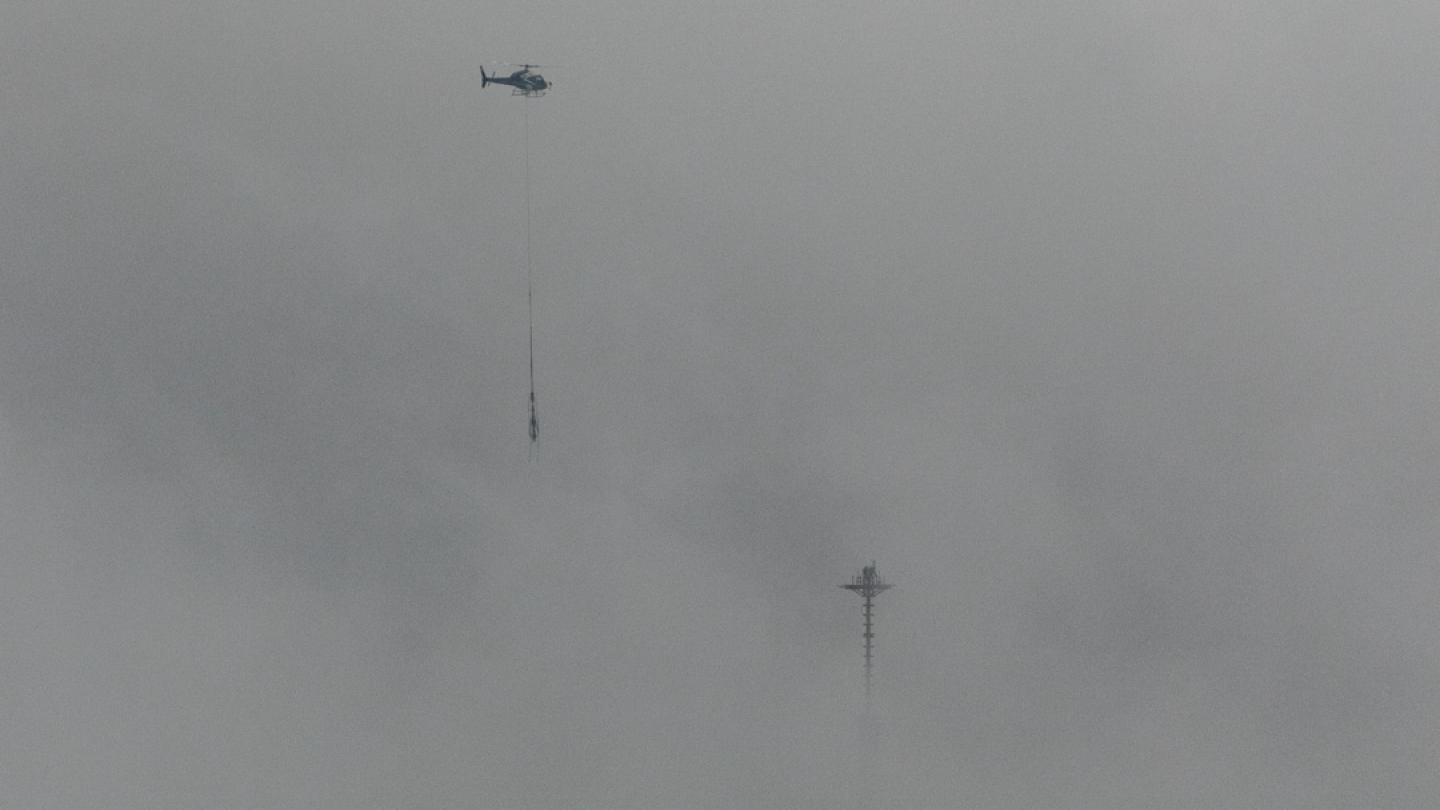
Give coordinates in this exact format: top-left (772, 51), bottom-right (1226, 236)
top-left (841, 562), bottom-right (893, 703)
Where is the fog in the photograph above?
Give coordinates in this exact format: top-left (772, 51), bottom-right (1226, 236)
top-left (4, 1), bottom-right (1440, 807)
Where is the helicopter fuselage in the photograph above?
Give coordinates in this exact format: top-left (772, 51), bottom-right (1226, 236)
top-left (482, 68), bottom-right (549, 96)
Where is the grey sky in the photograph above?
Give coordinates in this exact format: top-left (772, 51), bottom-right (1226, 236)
top-left (4, 1), bottom-right (1440, 807)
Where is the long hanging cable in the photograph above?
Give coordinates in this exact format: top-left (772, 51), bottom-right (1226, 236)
top-left (524, 100), bottom-right (539, 454)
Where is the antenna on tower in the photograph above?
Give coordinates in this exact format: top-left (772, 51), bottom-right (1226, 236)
top-left (841, 562), bottom-right (893, 705)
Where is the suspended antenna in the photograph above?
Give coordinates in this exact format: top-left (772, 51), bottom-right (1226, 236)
top-left (524, 98), bottom-right (538, 453)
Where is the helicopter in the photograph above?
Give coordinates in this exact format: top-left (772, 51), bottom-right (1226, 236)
top-left (481, 64), bottom-right (552, 97)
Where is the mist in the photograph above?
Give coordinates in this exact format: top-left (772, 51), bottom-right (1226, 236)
top-left (4, 1), bottom-right (1440, 807)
